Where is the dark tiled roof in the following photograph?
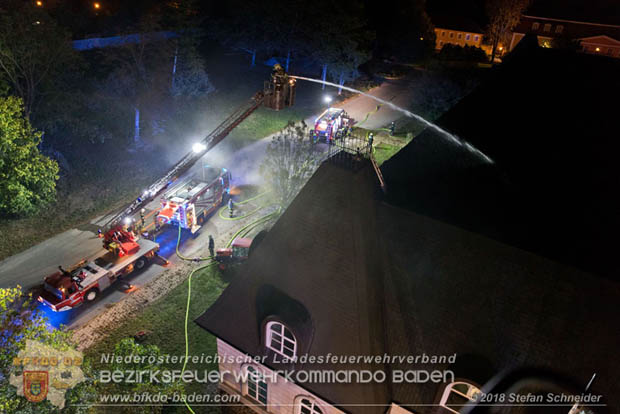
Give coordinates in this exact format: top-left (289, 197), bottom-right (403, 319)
top-left (383, 40), bottom-right (620, 280)
top-left (197, 44), bottom-right (620, 414)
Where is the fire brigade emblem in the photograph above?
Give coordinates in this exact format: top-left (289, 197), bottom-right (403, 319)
top-left (23, 371), bottom-right (48, 403)
top-left (10, 340), bottom-right (85, 409)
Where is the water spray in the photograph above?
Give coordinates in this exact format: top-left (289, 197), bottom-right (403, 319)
top-left (290, 75), bottom-right (494, 164)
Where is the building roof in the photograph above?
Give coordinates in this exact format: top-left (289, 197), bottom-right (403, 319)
top-left (197, 42), bottom-right (620, 414)
top-left (526, 0), bottom-right (620, 26)
top-left (383, 38), bottom-right (620, 281)
top-left (514, 15), bottom-right (620, 42)
top-left (431, 14), bottom-right (484, 34)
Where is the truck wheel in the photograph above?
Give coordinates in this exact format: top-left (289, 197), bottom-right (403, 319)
top-left (135, 257), bottom-right (147, 270)
top-left (85, 289), bottom-right (98, 302)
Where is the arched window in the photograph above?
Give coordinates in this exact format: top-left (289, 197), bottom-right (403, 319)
top-left (265, 321), bottom-right (297, 358)
top-left (532, 22), bottom-right (540, 31)
top-left (298, 397), bottom-right (323, 414)
top-left (439, 381), bottom-right (481, 414)
top-left (555, 25), bottom-right (564, 34)
top-left (245, 366), bottom-right (268, 405)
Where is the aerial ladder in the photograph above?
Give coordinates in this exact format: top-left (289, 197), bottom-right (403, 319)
top-left (99, 66), bottom-right (297, 235)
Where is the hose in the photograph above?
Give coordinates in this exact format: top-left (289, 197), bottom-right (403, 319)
top-left (218, 191), bottom-right (271, 221)
top-left (178, 200), bottom-right (280, 414)
top-left (355, 104), bottom-right (382, 127)
top-left (180, 260), bottom-right (215, 414)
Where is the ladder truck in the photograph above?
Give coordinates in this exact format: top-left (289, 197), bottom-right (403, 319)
top-left (38, 227), bottom-right (160, 311)
top-left (38, 67), bottom-right (297, 310)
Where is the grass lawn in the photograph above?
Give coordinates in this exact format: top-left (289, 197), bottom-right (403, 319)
top-left (373, 142), bottom-right (402, 165)
top-left (86, 265), bottom-right (227, 414)
top-left (352, 126), bottom-right (412, 165)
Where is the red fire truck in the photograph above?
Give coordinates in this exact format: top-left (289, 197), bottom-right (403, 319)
top-left (38, 227), bottom-right (160, 311)
top-left (311, 108), bottom-right (352, 142)
top-left (156, 167), bottom-right (231, 234)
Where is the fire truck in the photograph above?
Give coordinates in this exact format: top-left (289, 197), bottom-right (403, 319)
top-left (311, 108), bottom-right (353, 142)
top-left (156, 167), bottom-right (231, 234)
top-left (38, 227), bottom-right (160, 311)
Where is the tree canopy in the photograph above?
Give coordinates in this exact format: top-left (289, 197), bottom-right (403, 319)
top-left (0, 96), bottom-right (59, 217)
top-left (0, 0), bottom-right (77, 119)
top-left (260, 121), bottom-right (322, 210)
top-left (486, 0), bottom-right (530, 62)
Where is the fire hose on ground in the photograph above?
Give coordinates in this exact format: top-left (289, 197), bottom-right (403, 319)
top-left (175, 195), bottom-right (281, 414)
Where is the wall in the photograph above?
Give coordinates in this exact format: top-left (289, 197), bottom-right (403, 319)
top-left (217, 339), bottom-right (349, 414)
top-left (434, 29), bottom-right (483, 50)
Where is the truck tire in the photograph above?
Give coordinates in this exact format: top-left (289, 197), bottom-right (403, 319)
top-left (135, 257), bottom-right (147, 270)
top-left (85, 289), bottom-right (98, 302)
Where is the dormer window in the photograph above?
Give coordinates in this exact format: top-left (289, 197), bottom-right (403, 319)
top-left (265, 321), bottom-right (297, 358)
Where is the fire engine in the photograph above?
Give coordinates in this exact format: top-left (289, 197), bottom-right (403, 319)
top-left (311, 108), bottom-right (353, 142)
top-left (38, 227), bottom-right (160, 311)
top-left (156, 167), bottom-right (231, 234)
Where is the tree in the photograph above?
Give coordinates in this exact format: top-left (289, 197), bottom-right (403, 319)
top-left (369, 0), bottom-right (435, 60)
top-left (304, 0), bottom-right (372, 92)
top-left (259, 122), bottom-right (322, 209)
top-left (0, 0), bottom-right (77, 119)
top-left (486, 0), bottom-right (530, 63)
top-left (0, 96), bottom-right (59, 217)
top-left (101, 13), bottom-right (212, 146)
top-left (0, 286), bottom-right (95, 413)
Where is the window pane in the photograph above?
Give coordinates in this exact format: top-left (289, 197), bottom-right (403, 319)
top-left (284, 328), bottom-right (294, 340)
top-left (271, 339), bottom-right (282, 350)
top-left (270, 323), bottom-right (281, 332)
top-left (452, 383), bottom-right (470, 394)
top-left (446, 392), bottom-right (470, 411)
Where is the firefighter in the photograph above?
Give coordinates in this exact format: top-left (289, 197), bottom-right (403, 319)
top-left (228, 198), bottom-right (234, 218)
top-left (368, 132), bottom-right (374, 153)
top-left (390, 121), bottom-right (395, 136)
top-left (208, 235), bottom-right (215, 257)
top-left (140, 208), bottom-right (146, 229)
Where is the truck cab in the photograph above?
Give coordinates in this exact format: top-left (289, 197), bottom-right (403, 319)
top-left (38, 262), bottom-right (109, 312)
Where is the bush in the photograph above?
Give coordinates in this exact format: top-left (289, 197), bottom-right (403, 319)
top-left (438, 44), bottom-right (488, 62)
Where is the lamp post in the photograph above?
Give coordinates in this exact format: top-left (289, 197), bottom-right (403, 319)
top-left (324, 95), bottom-right (332, 108)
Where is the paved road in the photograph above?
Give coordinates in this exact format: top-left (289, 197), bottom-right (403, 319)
top-left (0, 77), bottom-right (413, 294)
